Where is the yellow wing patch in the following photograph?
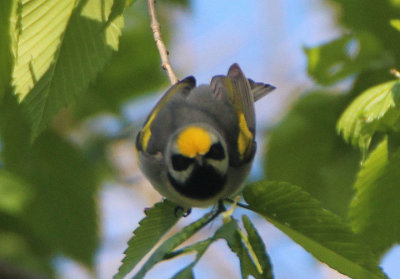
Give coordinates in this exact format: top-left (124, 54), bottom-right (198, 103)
top-left (237, 113), bottom-right (253, 159)
top-left (177, 126), bottom-right (211, 157)
top-left (140, 112), bottom-right (157, 151)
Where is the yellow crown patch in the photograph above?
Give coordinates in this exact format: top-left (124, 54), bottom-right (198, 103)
top-left (177, 126), bottom-right (211, 157)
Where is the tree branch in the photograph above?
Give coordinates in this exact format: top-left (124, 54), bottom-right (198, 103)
top-left (147, 0), bottom-right (179, 85)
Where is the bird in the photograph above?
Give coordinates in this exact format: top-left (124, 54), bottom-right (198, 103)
top-left (135, 63), bottom-right (275, 210)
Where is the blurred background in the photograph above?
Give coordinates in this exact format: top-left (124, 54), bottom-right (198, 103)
top-left (1, 0), bottom-right (400, 278)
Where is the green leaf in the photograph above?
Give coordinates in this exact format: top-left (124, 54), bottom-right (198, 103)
top-left (337, 80), bottom-right (400, 151)
top-left (170, 217), bottom-right (273, 279)
top-left (172, 267), bottom-right (195, 279)
top-left (349, 138), bottom-right (400, 256)
top-left (114, 200), bottom-right (181, 279)
top-left (219, 219), bottom-right (266, 279)
top-left (265, 93), bottom-right (360, 217)
top-left (242, 216), bottom-right (273, 279)
top-left (0, 231), bottom-right (54, 277)
top-left (0, 0), bottom-right (13, 103)
top-left (107, 0), bottom-right (135, 27)
top-left (11, 0), bottom-right (76, 100)
top-left (73, 6), bottom-right (166, 119)
top-left (330, 0), bottom-right (400, 63)
top-left (243, 181), bottom-right (387, 279)
top-left (171, 221), bottom-right (237, 279)
top-left (173, 217), bottom-right (271, 279)
top-left (25, 131), bottom-right (99, 266)
top-left (130, 211), bottom-right (218, 279)
top-left (390, 19), bottom-right (400, 31)
top-left (304, 33), bottom-right (388, 85)
top-left (11, 0), bottom-right (125, 139)
top-left (0, 171), bottom-right (32, 215)
top-left (0, 97), bottom-right (99, 267)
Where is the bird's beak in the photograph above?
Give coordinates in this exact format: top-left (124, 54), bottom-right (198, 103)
top-left (195, 155), bottom-right (205, 166)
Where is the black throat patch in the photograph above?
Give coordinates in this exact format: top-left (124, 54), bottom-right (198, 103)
top-left (168, 165), bottom-right (226, 200)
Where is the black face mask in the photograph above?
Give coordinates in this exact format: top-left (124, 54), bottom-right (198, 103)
top-left (168, 164), bottom-right (226, 200)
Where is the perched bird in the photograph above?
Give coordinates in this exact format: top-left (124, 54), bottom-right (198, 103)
top-left (136, 64), bottom-right (275, 209)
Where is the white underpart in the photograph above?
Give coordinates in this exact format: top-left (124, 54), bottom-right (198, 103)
top-left (206, 157), bottom-right (228, 175)
top-left (171, 164), bottom-right (194, 184)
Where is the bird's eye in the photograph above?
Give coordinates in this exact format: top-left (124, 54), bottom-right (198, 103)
top-left (206, 143), bottom-right (225, 160)
top-left (171, 155), bottom-right (194, 171)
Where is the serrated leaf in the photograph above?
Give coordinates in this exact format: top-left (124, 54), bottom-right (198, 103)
top-left (11, 0), bottom-right (125, 139)
top-left (337, 80), bottom-right (400, 151)
top-left (0, 0), bottom-right (13, 102)
top-left (304, 33), bottom-right (388, 85)
top-left (265, 93), bottom-right (360, 217)
top-left (349, 138), bottom-right (400, 256)
top-left (114, 200), bottom-right (181, 279)
top-left (243, 181), bottom-right (387, 279)
top-left (0, 170), bottom-right (32, 215)
top-left (11, 0), bottom-right (75, 100)
top-left (170, 217), bottom-right (273, 279)
top-left (242, 215), bottom-right (273, 279)
top-left (129, 211), bottom-right (218, 279)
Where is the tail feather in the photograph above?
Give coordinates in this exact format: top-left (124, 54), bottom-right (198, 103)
top-left (247, 78), bottom-right (276, 102)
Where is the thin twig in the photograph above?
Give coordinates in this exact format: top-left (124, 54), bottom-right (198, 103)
top-left (147, 0), bottom-right (179, 84)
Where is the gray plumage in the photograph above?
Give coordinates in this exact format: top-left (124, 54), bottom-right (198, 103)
top-left (136, 63), bottom-right (275, 208)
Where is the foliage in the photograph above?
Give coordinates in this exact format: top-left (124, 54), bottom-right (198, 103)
top-left (337, 80), bottom-right (400, 152)
top-left (349, 138), bottom-right (400, 257)
top-left (244, 181), bottom-right (384, 279)
top-left (115, 200), bottom-right (182, 279)
top-left (1, 0), bottom-right (400, 278)
top-left (264, 92), bottom-right (360, 217)
top-left (0, 0), bottom-right (172, 276)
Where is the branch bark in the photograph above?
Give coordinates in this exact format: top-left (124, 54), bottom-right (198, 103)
top-left (147, 0), bottom-right (179, 85)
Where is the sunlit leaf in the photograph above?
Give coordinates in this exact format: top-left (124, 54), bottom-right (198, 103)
top-left (0, 0), bottom-right (13, 103)
top-left (73, 6), bottom-right (165, 119)
top-left (390, 19), bottom-right (400, 31)
top-left (0, 170), bottom-right (32, 215)
top-left (305, 33), bottom-right (389, 85)
top-left (349, 138), bottom-right (400, 256)
top-left (265, 93), bottom-right (359, 217)
top-left (11, 0), bottom-right (75, 100)
top-left (107, 0), bottom-right (135, 27)
top-left (114, 200), bottom-right (181, 279)
top-left (337, 80), bottom-right (400, 151)
top-left (11, 0), bottom-right (125, 139)
top-left (243, 181), bottom-right (386, 279)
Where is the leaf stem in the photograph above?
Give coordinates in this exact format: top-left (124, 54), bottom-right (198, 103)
top-left (147, 0), bottom-right (179, 84)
